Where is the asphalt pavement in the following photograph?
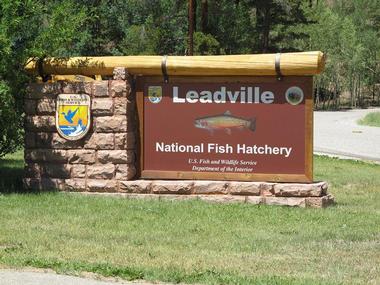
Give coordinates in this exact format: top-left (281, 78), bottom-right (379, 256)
top-left (314, 108), bottom-right (380, 163)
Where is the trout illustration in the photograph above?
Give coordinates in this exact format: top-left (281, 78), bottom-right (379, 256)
top-left (194, 111), bottom-right (256, 135)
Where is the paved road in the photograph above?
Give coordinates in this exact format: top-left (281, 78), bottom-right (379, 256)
top-left (0, 269), bottom-right (169, 285)
top-left (314, 108), bottom-right (380, 162)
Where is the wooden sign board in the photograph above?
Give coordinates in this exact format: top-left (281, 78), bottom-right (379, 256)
top-left (136, 76), bottom-right (313, 183)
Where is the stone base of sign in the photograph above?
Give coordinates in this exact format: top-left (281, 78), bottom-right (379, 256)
top-left (23, 178), bottom-right (334, 208)
top-left (76, 191), bottom-right (334, 208)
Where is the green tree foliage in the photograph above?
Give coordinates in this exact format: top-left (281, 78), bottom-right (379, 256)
top-left (303, 0), bottom-right (380, 109)
top-left (205, 0), bottom-right (252, 54)
top-left (0, 0), bottom-right (87, 157)
top-left (115, 0), bottom-right (187, 55)
top-left (75, 0), bottom-right (189, 56)
top-left (193, 32), bottom-right (221, 55)
top-left (0, 82), bottom-right (20, 156)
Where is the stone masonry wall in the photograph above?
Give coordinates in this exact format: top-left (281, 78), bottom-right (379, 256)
top-left (23, 76), bottom-right (136, 192)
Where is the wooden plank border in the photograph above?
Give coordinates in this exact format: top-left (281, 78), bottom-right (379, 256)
top-left (135, 78), bottom-right (145, 177)
top-left (135, 76), bottom-right (313, 183)
top-left (305, 78), bottom-right (314, 182)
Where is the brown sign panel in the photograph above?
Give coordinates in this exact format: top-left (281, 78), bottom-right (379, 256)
top-left (137, 76), bottom-right (313, 183)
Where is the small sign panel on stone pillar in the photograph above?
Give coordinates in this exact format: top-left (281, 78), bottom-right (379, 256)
top-left (56, 94), bottom-right (91, 141)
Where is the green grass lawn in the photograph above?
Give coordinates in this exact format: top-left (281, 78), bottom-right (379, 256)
top-left (0, 151), bottom-right (379, 285)
top-left (358, 111), bottom-right (380, 127)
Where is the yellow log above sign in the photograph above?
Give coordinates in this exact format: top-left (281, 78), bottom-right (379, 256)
top-left (25, 51), bottom-right (325, 77)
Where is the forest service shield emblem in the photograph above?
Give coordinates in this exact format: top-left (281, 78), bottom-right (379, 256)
top-left (56, 94), bottom-right (91, 140)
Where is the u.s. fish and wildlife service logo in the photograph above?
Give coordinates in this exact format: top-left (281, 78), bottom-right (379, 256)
top-left (56, 94), bottom-right (91, 140)
top-left (148, 86), bottom-right (162, 104)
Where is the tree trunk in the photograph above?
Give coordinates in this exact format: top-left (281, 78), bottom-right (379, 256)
top-left (256, 2), bottom-right (272, 53)
top-left (262, 5), bottom-right (271, 52)
top-left (201, 0), bottom-right (208, 33)
top-left (188, 0), bottom-right (195, 55)
top-left (326, 87), bottom-right (332, 110)
top-left (193, 0), bottom-right (197, 32)
top-left (322, 85), bottom-right (326, 110)
top-left (358, 74), bottom-right (362, 107)
top-left (372, 72), bottom-right (376, 103)
top-left (315, 82), bottom-right (320, 109)
top-left (353, 77), bottom-right (357, 108)
top-left (350, 74), bottom-right (354, 108)
top-left (335, 81), bottom-right (340, 110)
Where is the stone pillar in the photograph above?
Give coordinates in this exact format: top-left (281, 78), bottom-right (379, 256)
top-left (23, 76), bottom-right (136, 192)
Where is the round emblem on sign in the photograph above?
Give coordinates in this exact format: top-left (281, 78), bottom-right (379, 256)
top-left (56, 94), bottom-right (91, 141)
top-left (148, 86), bottom-right (162, 104)
top-left (285, 86), bottom-right (304, 105)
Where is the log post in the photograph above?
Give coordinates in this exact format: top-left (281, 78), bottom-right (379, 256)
top-left (25, 52), bottom-right (326, 77)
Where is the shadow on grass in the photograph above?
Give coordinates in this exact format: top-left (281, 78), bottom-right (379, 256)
top-left (0, 151), bottom-right (25, 193)
top-left (0, 153), bottom-right (48, 194)
top-left (0, 171), bottom-right (24, 194)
